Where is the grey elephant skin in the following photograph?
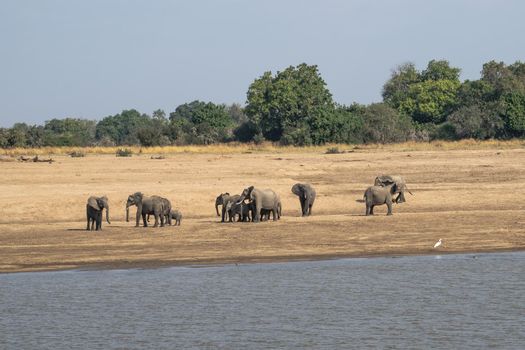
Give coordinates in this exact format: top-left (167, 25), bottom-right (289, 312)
top-left (147, 197), bottom-right (173, 226)
top-left (169, 209), bottom-right (182, 226)
top-left (238, 186), bottom-right (281, 222)
top-left (215, 193), bottom-right (241, 222)
top-left (227, 200), bottom-right (252, 222)
top-left (374, 175), bottom-right (413, 203)
top-left (86, 196), bottom-right (110, 231)
top-left (364, 185), bottom-right (395, 216)
top-left (291, 183), bottom-right (316, 216)
top-left (126, 192), bottom-right (167, 227)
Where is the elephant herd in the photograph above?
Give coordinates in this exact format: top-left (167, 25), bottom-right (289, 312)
top-left (86, 175), bottom-right (412, 231)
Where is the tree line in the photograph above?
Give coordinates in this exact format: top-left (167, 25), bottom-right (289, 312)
top-left (1, 60), bottom-right (524, 148)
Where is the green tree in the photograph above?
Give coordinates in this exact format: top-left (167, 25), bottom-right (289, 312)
top-left (382, 62), bottom-right (420, 109)
top-left (399, 79), bottom-right (461, 124)
top-left (384, 60), bottom-right (461, 125)
top-left (169, 101), bottom-right (234, 144)
top-left (421, 59), bottom-right (461, 81)
top-left (43, 118), bottom-right (96, 146)
top-left (96, 109), bottom-right (151, 145)
top-left (446, 104), bottom-right (503, 139)
top-left (503, 92), bottom-right (525, 135)
top-left (360, 103), bottom-right (413, 143)
top-left (245, 63), bottom-right (334, 141)
top-left (7, 123), bottom-right (30, 147)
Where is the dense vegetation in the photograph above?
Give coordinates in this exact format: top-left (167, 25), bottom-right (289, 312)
top-left (2, 60), bottom-right (524, 148)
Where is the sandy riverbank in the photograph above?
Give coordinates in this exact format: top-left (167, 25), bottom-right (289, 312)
top-left (1, 146), bottom-right (524, 273)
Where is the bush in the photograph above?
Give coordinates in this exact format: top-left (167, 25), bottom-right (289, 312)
top-left (69, 151), bottom-right (85, 158)
top-left (433, 122), bottom-right (458, 140)
top-left (325, 147), bottom-right (343, 154)
top-left (116, 148), bottom-right (133, 157)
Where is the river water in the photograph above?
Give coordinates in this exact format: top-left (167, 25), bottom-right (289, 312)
top-left (1, 252), bottom-right (524, 349)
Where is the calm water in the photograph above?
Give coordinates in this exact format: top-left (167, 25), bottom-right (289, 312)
top-left (1, 252), bottom-right (524, 349)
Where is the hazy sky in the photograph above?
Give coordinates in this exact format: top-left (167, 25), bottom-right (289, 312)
top-left (1, 0), bottom-right (524, 127)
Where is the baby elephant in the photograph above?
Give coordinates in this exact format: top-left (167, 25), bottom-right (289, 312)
top-left (363, 185), bottom-right (394, 216)
top-left (226, 201), bottom-right (251, 222)
top-left (169, 209), bottom-right (182, 226)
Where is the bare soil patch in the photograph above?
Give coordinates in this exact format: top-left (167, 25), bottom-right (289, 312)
top-left (1, 147), bottom-right (524, 273)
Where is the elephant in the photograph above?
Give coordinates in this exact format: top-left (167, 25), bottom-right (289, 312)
top-left (86, 196), bottom-right (110, 231)
top-left (169, 209), bottom-right (182, 226)
top-left (374, 175), bottom-right (413, 203)
top-left (226, 200), bottom-right (252, 222)
top-left (238, 186), bottom-right (280, 222)
top-left (147, 196), bottom-right (172, 225)
top-left (126, 192), bottom-right (166, 227)
top-left (215, 193), bottom-right (241, 222)
top-left (363, 184), bottom-right (396, 216)
top-left (291, 183), bottom-right (316, 216)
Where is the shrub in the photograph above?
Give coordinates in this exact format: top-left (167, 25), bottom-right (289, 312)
top-left (69, 151), bottom-right (85, 158)
top-left (116, 148), bottom-right (133, 157)
top-left (325, 147), bottom-right (343, 154)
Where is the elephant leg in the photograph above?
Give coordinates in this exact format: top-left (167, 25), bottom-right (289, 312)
top-left (136, 208), bottom-right (141, 227)
top-left (299, 198), bottom-right (306, 216)
top-left (308, 204), bottom-right (313, 216)
top-left (142, 213), bottom-right (148, 227)
top-left (253, 206), bottom-right (260, 222)
top-left (86, 206), bottom-right (90, 230)
top-left (160, 214), bottom-right (164, 227)
top-left (272, 208), bottom-right (278, 221)
top-left (96, 212), bottom-right (102, 231)
top-left (370, 205), bottom-right (375, 215)
top-left (221, 207), bottom-right (226, 223)
top-left (365, 204), bottom-right (370, 216)
top-left (386, 201), bottom-right (393, 215)
top-left (147, 214), bottom-right (151, 223)
top-left (153, 214), bottom-right (160, 227)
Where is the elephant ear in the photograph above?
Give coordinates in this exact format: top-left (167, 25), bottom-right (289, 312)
top-left (291, 183), bottom-right (302, 196)
top-left (391, 183), bottom-right (398, 194)
top-left (87, 196), bottom-right (101, 210)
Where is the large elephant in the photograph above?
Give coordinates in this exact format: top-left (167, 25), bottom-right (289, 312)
top-left (126, 192), bottom-right (166, 227)
top-left (238, 186), bottom-right (280, 222)
top-left (86, 196), bottom-right (110, 231)
top-left (215, 193), bottom-right (241, 222)
top-left (291, 183), bottom-right (316, 216)
top-left (363, 185), bottom-right (395, 216)
top-left (374, 175), bottom-right (412, 203)
top-left (147, 196), bottom-right (172, 225)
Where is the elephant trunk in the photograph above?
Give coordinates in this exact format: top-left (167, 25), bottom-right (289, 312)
top-left (106, 206), bottom-right (111, 224)
top-left (126, 204), bottom-right (130, 222)
top-left (215, 203), bottom-right (220, 217)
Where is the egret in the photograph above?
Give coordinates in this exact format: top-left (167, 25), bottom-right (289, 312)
top-left (433, 239), bottom-right (442, 249)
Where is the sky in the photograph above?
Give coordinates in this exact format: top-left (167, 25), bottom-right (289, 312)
top-left (1, 0), bottom-right (524, 127)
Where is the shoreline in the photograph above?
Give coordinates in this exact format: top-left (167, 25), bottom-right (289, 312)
top-left (3, 247), bottom-right (524, 275)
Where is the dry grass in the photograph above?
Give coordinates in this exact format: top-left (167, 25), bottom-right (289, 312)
top-left (1, 139), bottom-right (524, 156)
top-left (1, 145), bottom-right (525, 273)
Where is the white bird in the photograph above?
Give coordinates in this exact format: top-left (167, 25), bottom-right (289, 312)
top-left (433, 239), bottom-right (442, 249)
